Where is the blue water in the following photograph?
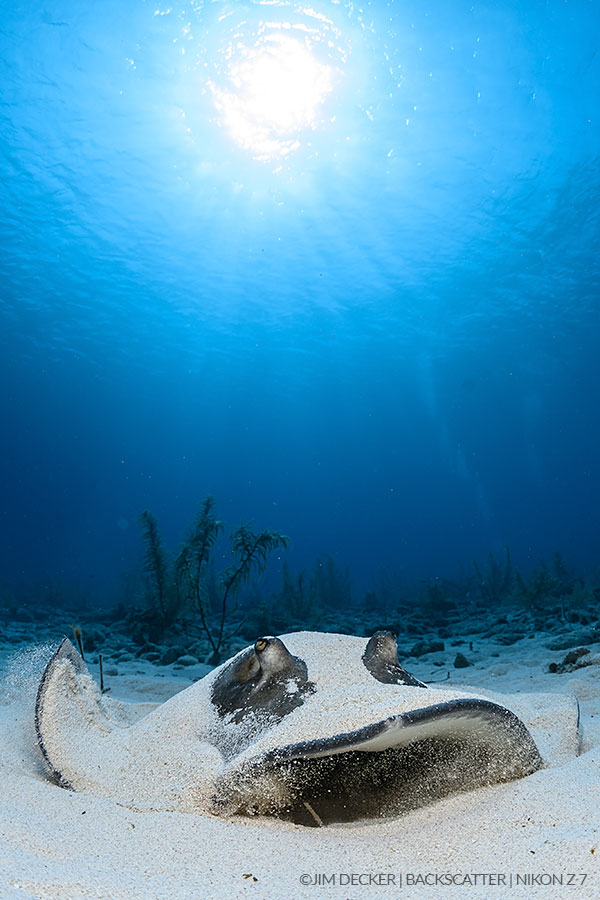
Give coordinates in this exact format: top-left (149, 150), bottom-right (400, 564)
top-left (1, 0), bottom-right (598, 607)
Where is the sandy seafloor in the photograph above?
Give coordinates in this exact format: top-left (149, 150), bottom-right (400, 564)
top-left (0, 621), bottom-right (599, 900)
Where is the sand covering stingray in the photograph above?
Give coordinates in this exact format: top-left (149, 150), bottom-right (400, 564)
top-left (34, 631), bottom-right (580, 825)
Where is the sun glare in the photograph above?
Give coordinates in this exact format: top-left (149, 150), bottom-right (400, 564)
top-left (210, 32), bottom-right (334, 161)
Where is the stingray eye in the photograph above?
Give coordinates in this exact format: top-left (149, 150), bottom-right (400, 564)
top-left (255, 638), bottom-right (269, 653)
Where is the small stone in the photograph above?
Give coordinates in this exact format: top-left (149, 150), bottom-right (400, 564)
top-left (160, 646), bottom-right (187, 666)
top-left (176, 654), bottom-right (200, 666)
top-left (453, 652), bottom-right (471, 669)
top-left (410, 640), bottom-right (445, 657)
top-left (135, 642), bottom-right (160, 658)
top-left (563, 647), bottom-right (590, 666)
top-left (496, 632), bottom-right (525, 646)
top-left (547, 631), bottom-right (599, 651)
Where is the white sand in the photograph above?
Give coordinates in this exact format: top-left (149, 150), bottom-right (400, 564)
top-left (1, 629), bottom-right (599, 900)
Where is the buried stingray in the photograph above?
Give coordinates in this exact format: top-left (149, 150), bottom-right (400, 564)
top-left (34, 631), bottom-right (579, 825)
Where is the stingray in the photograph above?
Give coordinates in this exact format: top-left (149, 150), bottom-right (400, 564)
top-left (34, 630), bottom-right (579, 825)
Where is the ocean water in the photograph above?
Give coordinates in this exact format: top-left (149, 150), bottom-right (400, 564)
top-left (0, 0), bottom-right (598, 615)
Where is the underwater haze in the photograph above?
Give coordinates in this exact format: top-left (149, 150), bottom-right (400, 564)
top-left (1, 0), bottom-right (599, 607)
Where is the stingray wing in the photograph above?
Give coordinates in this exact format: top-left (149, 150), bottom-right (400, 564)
top-left (35, 638), bottom-right (87, 783)
top-left (35, 638), bottom-right (153, 788)
top-left (261, 697), bottom-right (544, 772)
top-left (34, 638), bottom-right (225, 811)
top-left (216, 698), bottom-right (545, 820)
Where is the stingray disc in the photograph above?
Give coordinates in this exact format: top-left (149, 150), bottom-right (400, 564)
top-left (33, 631), bottom-right (564, 824)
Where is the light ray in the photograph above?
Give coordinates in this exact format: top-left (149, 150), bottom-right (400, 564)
top-left (210, 32), bottom-right (334, 160)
